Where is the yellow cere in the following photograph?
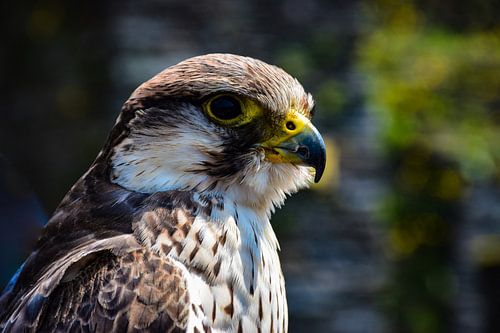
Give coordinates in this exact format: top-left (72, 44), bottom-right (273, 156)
top-left (263, 109), bottom-right (312, 163)
top-left (263, 109), bottom-right (310, 146)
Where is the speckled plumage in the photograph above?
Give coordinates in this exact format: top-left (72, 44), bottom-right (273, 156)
top-left (0, 54), bottom-right (324, 333)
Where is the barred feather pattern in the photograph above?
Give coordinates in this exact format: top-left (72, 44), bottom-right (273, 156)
top-left (134, 192), bottom-right (289, 333)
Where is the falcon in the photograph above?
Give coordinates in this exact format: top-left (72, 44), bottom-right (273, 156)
top-left (0, 54), bottom-right (326, 332)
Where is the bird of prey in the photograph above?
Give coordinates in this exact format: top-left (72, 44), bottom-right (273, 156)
top-left (0, 54), bottom-right (326, 333)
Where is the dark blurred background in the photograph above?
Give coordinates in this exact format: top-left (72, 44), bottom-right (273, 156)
top-left (1, 0), bottom-right (500, 332)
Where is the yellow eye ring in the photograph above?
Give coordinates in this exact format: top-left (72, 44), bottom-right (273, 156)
top-left (204, 94), bottom-right (244, 124)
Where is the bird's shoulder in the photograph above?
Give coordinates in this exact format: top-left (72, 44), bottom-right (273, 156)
top-left (2, 246), bottom-right (193, 332)
top-left (0, 176), bottom-right (204, 332)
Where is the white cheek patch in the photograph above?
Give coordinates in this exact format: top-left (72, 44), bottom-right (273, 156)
top-left (110, 107), bottom-right (223, 193)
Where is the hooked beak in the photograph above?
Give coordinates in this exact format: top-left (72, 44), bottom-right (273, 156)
top-left (262, 112), bottom-right (326, 183)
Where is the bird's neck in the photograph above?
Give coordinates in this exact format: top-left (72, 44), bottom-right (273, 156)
top-left (167, 190), bottom-right (287, 332)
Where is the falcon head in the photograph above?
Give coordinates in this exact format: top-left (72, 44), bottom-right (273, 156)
top-left (103, 54), bottom-right (326, 210)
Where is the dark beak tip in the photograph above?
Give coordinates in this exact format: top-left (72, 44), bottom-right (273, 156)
top-left (313, 157), bottom-right (326, 183)
top-left (310, 132), bottom-right (327, 184)
top-left (314, 171), bottom-right (323, 183)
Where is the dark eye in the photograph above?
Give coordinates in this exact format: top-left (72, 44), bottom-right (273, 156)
top-left (209, 95), bottom-right (242, 120)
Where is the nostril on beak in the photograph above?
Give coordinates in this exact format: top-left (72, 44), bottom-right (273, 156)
top-left (297, 146), bottom-right (310, 159)
top-left (286, 121), bottom-right (296, 131)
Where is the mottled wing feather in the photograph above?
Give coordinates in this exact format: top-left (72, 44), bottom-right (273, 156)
top-left (1, 239), bottom-right (190, 333)
top-left (44, 249), bottom-right (188, 333)
top-left (1, 235), bottom-right (137, 331)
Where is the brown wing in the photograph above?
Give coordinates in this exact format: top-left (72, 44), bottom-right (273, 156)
top-left (0, 179), bottom-right (202, 332)
top-left (1, 238), bottom-right (191, 333)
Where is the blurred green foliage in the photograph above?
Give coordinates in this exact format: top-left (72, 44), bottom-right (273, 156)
top-left (359, 5), bottom-right (500, 181)
top-left (380, 145), bottom-right (461, 333)
top-left (358, 1), bottom-right (499, 332)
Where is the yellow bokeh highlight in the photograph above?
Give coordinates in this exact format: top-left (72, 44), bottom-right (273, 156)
top-left (311, 136), bottom-right (339, 192)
